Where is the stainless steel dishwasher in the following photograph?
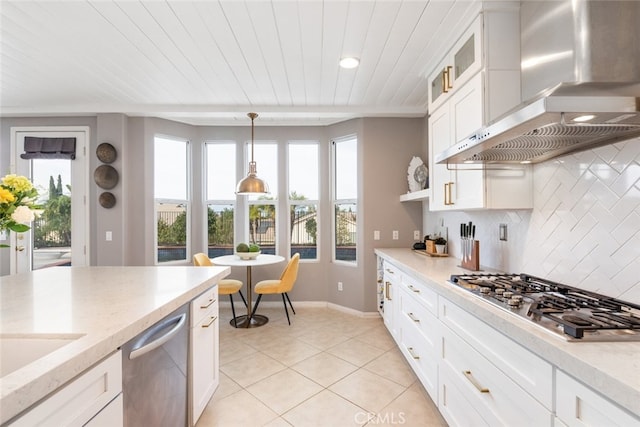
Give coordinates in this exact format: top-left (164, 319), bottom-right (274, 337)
top-left (121, 304), bottom-right (189, 427)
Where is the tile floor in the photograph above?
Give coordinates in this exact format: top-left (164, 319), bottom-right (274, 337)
top-left (196, 305), bottom-right (448, 427)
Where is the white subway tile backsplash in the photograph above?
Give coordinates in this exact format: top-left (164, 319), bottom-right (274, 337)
top-left (426, 138), bottom-right (640, 304)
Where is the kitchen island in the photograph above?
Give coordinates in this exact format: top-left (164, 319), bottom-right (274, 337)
top-left (375, 248), bottom-right (640, 423)
top-left (0, 266), bottom-right (229, 425)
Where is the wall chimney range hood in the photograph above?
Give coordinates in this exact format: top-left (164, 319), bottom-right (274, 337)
top-left (436, 0), bottom-right (640, 165)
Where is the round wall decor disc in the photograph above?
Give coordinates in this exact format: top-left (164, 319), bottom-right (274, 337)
top-left (94, 164), bottom-right (119, 189)
top-left (96, 142), bottom-right (117, 163)
top-left (99, 192), bottom-right (116, 208)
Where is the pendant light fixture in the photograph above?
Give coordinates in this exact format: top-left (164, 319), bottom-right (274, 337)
top-left (236, 112), bottom-right (269, 195)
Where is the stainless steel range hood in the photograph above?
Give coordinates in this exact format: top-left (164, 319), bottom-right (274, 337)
top-left (436, 0), bottom-right (640, 164)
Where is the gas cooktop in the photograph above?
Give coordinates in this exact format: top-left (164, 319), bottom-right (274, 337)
top-left (449, 273), bottom-right (640, 342)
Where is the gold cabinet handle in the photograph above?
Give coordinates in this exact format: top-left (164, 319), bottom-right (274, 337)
top-left (444, 181), bottom-right (454, 205)
top-left (444, 183), bottom-right (449, 205)
top-left (445, 65), bottom-right (453, 90)
top-left (408, 312), bottom-right (420, 322)
top-left (408, 347), bottom-right (420, 359)
top-left (200, 298), bottom-right (216, 309)
top-left (463, 370), bottom-right (490, 393)
top-left (16, 245), bottom-right (25, 252)
top-left (202, 315), bottom-right (218, 328)
top-left (407, 285), bottom-right (420, 293)
top-left (385, 281), bottom-right (392, 300)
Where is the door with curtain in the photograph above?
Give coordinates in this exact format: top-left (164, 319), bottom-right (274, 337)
top-left (10, 127), bottom-right (89, 273)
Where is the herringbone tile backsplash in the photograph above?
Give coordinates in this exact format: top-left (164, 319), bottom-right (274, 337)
top-left (426, 138), bottom-right (640, 304)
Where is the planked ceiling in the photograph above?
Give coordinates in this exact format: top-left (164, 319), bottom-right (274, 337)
top-left (0, 0), bottom-right (481, 126)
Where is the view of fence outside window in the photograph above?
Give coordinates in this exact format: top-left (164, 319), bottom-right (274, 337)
top-left (206, 143), bottom-right (236, 257)
top-left (155, 136), bottom-right (189, 263)
top-left (247, 143), bottom-right (277, 254)
top-left (333, 137), bottom-right (357, 263)
top-left (289, 142), bottom-right (319, 260)
top-left (31, 159), bottom-right (72, 269)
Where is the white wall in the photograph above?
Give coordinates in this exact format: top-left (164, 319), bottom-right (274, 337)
top-left (425, 137), bottom-right (640, 304)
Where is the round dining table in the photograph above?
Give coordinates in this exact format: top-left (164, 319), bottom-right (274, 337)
top-left (211, 254), bottom-right (285, 328)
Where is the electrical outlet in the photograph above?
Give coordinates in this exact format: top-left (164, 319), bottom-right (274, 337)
top-left (106, 231), bottom-right (112, 241)
top-left (499, 224), bottom-right (507, 241)
top-left (374, 230), bottom-right (380, 240)
top-left (413, 230), bottom-right (420, 240)
top-left (338, 282), bottom-right (343, 291)
top-left (392, 230), bottom-right (399, 240)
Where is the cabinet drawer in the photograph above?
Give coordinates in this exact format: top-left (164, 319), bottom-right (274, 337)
top-left (400, 286), bottom-right (439, 342)
top-left (191, 286), bottom-right (218, 324)
top-left (401, 274), bottom-right (438, 315)
top-left (439, 297), bottom-right (552, 408)
top-left (383, 261), bottom-right (401, 283)
top-left (439, 363), bottom-right (489, 427)
top-left (10, 351), bottom-right (122, 427)
top-left (556, 371), bottom-right (640, 427)
top-left (441, 326), bottom-right (552, 427)
top-left (399, 307), bottom-right (438, 400)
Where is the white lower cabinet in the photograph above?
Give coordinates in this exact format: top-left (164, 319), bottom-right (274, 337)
top-left (375, 255), bottom-right (636, 427)
top-left (440, 324), bottom-right (552, 426)
top-left (190, 286), bottom-right (220, 425)
top-left (555, 371), bottom-right (640, 427)
top-left (382, 261), bottom-right (401, 339)
top-left (9, 351), bottom-right (123, 427)
top-left (398, 280), bottom-right (439, 401)
top-left (439, 297), bottom-right (553, 409)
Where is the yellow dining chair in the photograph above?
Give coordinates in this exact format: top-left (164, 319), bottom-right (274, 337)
top-left (193, 253), bottom-right (247, 327)
top-left (250, 253), bottom-right (300, 325)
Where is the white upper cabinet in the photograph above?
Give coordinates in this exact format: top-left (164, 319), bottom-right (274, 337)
top-left (427, 4), bottom-right (533, 211)
top-left (428, 17), bottom-right (483, 112)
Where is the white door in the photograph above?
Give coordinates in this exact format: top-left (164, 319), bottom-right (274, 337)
top-left (10, 127), bottom-right (89, 273)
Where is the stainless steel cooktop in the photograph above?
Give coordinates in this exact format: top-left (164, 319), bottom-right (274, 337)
top-left (449, 273), bottom-right (640, 342)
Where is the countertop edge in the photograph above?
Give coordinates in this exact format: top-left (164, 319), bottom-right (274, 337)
top-left (0, 266), bottom-right (230, 425)
top-left (374, 248), bottom-right (640, 417)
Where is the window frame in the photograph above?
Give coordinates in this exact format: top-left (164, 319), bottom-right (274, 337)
top-left (154, 135), bottom-right (191, 265)
top-left (244, 141), bottom-right (278, 254)
top-left (204, 141), bottom-right (237, 257)
top-left (331, 135), bottom-right (358, 266)
top-left (287, 141), bottom-right (320, 262)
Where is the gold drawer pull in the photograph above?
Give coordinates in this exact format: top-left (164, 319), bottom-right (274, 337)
top-left (408, 312), bottom-right (420, 322)
top-left (408, 347), bottom-right (420, 360)
top-left (202, 315), bottom-right (218, 328)
top-left (463, 370), bottom-right (490, 393)
top-left (408, 285), bottom-right (420, 293)
top-left (200, 298), bottom-right (216, 309)
top-left (385, 282), bottom-right (392, 300)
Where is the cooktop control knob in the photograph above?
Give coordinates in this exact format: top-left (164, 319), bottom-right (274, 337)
top-left (480, 287), bottom-right (491, 294)
top-left (495, 288), bottom-right (505, 295)
top-left (503, 291), bottom-right (513, 299)
top-left (508, 298), bottom-right (522, 307)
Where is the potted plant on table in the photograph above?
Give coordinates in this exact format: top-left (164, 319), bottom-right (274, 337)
top-left (434, 237), bottom-right (447, 254)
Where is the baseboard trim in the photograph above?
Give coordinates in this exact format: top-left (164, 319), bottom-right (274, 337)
top-left (219, 299), bottom-right (380, 318)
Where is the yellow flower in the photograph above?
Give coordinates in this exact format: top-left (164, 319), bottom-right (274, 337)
top-left (2, 174), bottom-right (34, 193)
top-left (0, 188), bottom-right (16, 204)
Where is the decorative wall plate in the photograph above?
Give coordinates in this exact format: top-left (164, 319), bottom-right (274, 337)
top-left (407, 156), bottom-right (428, 192)
top-left (99, 192), bottom-right (116, 208)
top-left (96, 142), bottom-right (117, 163)
top-left (94, 165), bottom-right (119, 189)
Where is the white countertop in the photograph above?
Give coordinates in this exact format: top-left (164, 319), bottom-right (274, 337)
top-left (0, 265), bottom-right (229, 424)
top-left (375, 248), bottom-right (640, 417)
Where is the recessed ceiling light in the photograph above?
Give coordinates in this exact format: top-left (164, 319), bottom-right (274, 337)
top-left (573, 114), bottom-right (596, 122)
top-left (339, 57), bottom-right (359, 69)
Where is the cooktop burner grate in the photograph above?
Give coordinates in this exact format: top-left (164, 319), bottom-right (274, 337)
top-left (449, 273), bottom-right (640, 341)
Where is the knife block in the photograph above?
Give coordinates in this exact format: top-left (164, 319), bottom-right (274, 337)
top-left (461, 240), bottom-right (480, 271)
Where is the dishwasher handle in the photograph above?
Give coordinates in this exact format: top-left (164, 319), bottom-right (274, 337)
top-left (129, 312), bottom-right (187, 360)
